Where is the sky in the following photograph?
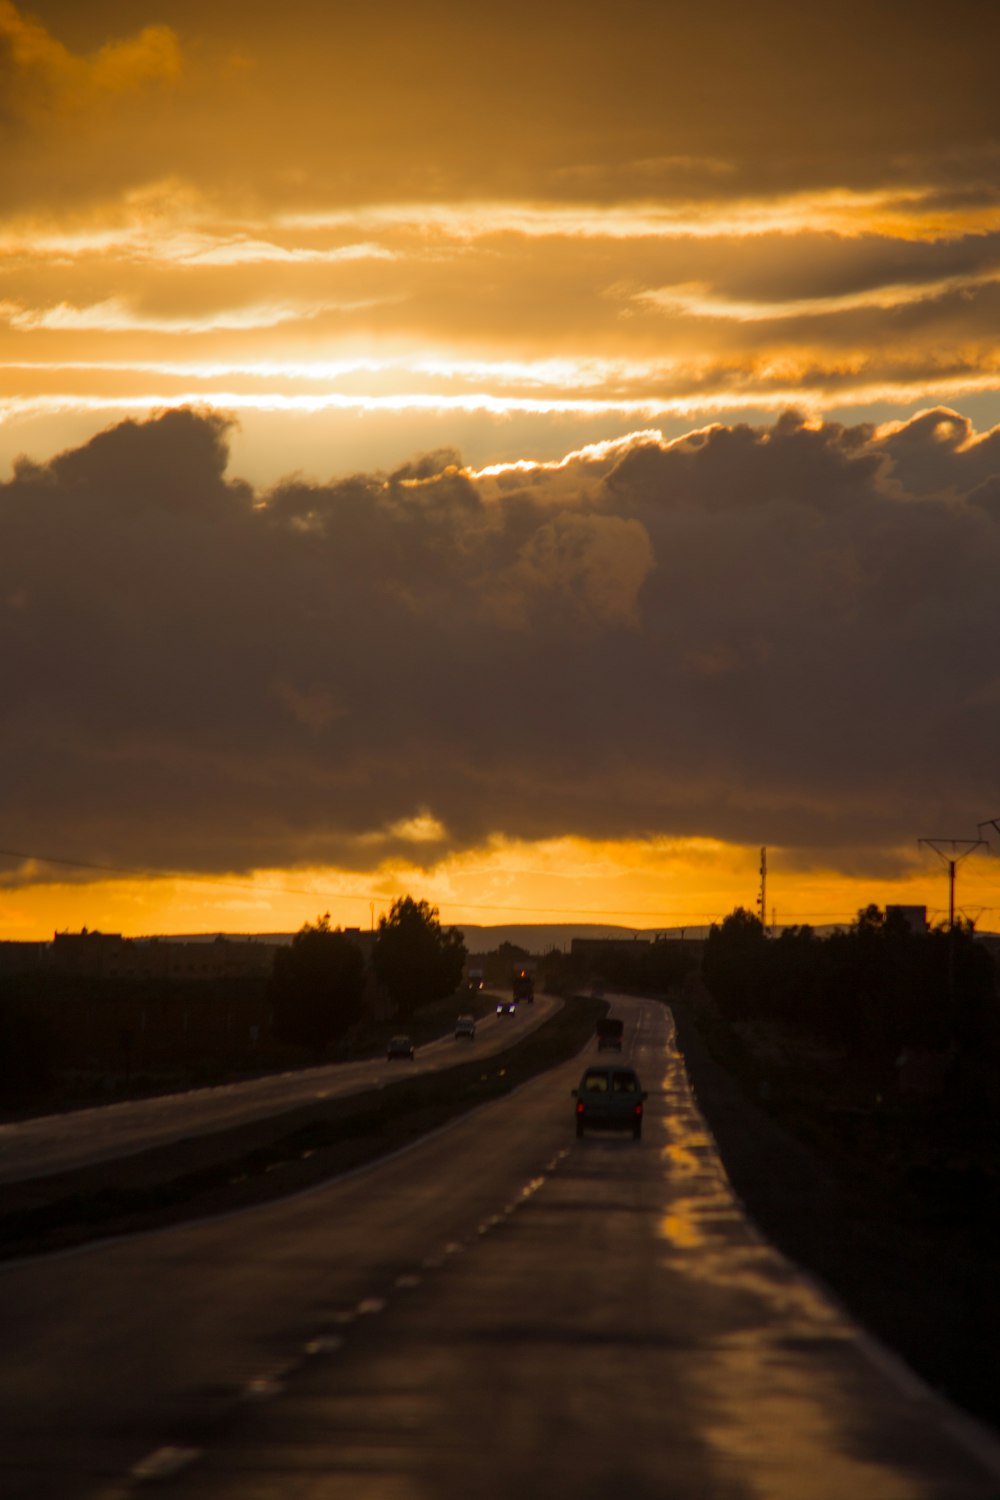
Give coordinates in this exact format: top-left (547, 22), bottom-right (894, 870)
top-left (3, 0), bottom-right (1000, 939)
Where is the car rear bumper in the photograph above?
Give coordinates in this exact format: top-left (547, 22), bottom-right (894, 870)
top-left (576, 1112), bottom-right (640, 1130)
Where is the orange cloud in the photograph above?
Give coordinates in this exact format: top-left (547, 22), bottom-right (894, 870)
top-left (0, 1), bottom-right (180, 120)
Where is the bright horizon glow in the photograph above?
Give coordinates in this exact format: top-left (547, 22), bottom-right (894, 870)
top-left (2, 836), bottom-right (998, 942)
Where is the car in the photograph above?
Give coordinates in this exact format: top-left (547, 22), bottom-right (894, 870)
top-left (454, 1014), bottom-right (476, 1040)
top-left (386, 1034), bottom-right (415, 1060)
top-left (496, 999), bottom-right (517, 1016)
top-left (596, 1017), bottom-right (624, 1051)
top-left (572, 1064), bottom-right (647, 1140)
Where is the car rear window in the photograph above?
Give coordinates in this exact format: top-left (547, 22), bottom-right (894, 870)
top-left (612, 1072), bottom-right (639, 1093)
top-left (582, 1070), bottom-right (610, 1092)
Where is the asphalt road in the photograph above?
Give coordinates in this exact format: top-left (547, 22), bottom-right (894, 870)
top-left (0, 993), bottom-right (560, 1184)
top-left (3, 995), bottom-right (999, 1500)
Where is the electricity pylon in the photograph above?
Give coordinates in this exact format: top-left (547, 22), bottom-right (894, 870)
top-left (977, 816), bottom-right (1000, 849)
top-left (917, 838), bottom-right (986, 929)
top-left (918, 837), bottom-right (986, 1012)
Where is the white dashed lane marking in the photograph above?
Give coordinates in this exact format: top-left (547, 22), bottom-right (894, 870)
top-left (355, 1296), bottom-right (387, 1315)
top-left (130, 1445), bottom-right (201, 1482)
top-left (121, 1164), bottom-right (558, 1490)
top-left (304, 1335), bottom-right (344, 1356)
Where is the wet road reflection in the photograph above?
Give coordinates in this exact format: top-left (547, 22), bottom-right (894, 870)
top-left (2, 994), bottom-right (998, 1500)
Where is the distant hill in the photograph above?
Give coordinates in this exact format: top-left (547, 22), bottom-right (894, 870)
top-left (458, 923), bottom-right (703, 953)
top-left (161, 922), bottom-right (709, 953)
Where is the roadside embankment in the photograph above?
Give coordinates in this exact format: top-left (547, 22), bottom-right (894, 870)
top-left (670, 991), bottom-right (1000, 1435)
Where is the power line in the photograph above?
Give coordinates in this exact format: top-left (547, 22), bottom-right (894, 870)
top-left (0, 847), bottom-right (382, 906)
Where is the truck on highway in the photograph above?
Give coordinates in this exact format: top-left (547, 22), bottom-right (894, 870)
top-left (512, 964), bottom-right (535, 1004)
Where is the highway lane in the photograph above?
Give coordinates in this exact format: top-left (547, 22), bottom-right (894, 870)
top-left (0, 992), bottom-right (560, 1184)
top-left (2, 995), bottom-right (999, 1500)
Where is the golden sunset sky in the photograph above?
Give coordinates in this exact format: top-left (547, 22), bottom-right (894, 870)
top-left (3, 0), bottom-right (1000, 938)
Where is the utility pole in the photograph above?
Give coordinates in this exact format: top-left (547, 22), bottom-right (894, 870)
top-left (918, 838), bottom-right (985, 929)
top-left (757, 847), bottom-right (767, 934)
top-left (917, 837), bottom-right (986, 1012)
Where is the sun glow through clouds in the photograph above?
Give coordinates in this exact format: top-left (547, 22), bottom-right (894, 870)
top-left (4, 0), bottom-right (1000, 935)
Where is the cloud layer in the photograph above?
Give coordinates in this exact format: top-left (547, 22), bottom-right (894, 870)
top-left (2, 407), bottom-right (999, 885)
top-left (4, 1), bottom-right (1000, 469)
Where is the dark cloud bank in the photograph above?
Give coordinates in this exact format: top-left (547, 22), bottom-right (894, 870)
top-left (3, 406), bottom-right (999, 885)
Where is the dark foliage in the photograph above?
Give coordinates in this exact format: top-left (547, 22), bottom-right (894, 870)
top-left (702, 905), bottom-right (999, 1100)
top-left (538, 947), bottom-right (588, 997)
top-left (372, 896), bottom-right (466, 1019)
top-left (269, 914), bottom-right (367, 1055)
top-left (595, 938), bottom-right (693, 994)
top-left (702, 907), bottom-right (769, 1018)
top-left (0, 995), bottom-right (53, 1107)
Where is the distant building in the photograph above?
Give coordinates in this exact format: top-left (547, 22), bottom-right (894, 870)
top-left (571, 937), bottom-right (652, 959)
top-left (886, 906), bottom-right (928, 934)
top-left (51, 929), bottom-right (280, 980)
top-left (340, 927), bottom-right (375, 962)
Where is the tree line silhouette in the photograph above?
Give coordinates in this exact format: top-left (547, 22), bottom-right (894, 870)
top-left (701, 905), bottom-right (1000, 1106)
top-left (270, 896), bottom-right (466, 1054)
top-left (0, 896), bottom-right (467, 1108)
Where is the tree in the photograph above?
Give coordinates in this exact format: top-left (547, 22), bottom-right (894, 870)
top-left (497, 940), bottom-right (530, 967)
top-left (269, 913), bottom-right (367, 1055)
top-left (373, 896), bottom-right (466, 1018)
top-left (702, 906), bottom-right (768, 1018)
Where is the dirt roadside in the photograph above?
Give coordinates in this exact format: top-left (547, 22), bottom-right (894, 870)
top-left (670, 995), bottom-right (1000, 1437)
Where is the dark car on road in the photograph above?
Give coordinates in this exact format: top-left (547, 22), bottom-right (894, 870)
top-left (496, 999), bottom-right (517, 1016)
top-left (596, 1017), bottom-right (624, 1050)
top-left (572, 1064), bottom-right (647, 1139)
top-left (386, 1034), bottom-right (415, 1060)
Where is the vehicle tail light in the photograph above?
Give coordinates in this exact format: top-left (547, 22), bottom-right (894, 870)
top-left (634, 1103), bottom-right (643, 1117)
top-left (576, 1101), bottom-right (584, 1115)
